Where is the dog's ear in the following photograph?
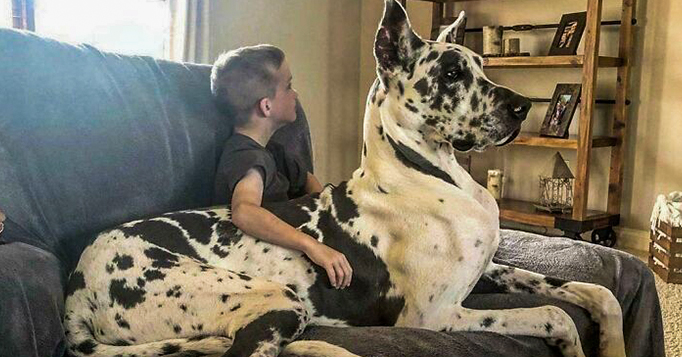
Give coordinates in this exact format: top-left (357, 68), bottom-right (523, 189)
top-left (374, 0), bottom-right (424, 77)
top-left (436, 11), bottom-right (465, 43)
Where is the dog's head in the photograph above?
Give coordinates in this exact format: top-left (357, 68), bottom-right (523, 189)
top-left (374, 0), bottom-right (531, 152)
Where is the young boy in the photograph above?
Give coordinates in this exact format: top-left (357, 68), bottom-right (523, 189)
top-left (210, 45), bottom-right (352, 289)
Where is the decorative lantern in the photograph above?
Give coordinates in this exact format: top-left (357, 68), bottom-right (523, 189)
top-left (536, 152), bottom-right (574, 213)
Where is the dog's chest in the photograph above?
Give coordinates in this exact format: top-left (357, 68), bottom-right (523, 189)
top-left (351, 183), bottom-right (499, 306)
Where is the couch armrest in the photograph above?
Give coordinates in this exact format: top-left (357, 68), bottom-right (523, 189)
top-left (0, 242), bottom-right (67, 357)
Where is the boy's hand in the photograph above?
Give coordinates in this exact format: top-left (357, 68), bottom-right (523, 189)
top-left (304, 240), bottom-right (353, 289)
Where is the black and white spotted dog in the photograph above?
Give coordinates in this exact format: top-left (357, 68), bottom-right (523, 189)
top-left (64, 1), bottom-right (626, 356)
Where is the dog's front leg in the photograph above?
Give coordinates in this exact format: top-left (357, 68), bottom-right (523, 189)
top-left (480, 262), bottom-right (626, 357)
top-left (430, 304), bottom-right (586, 357)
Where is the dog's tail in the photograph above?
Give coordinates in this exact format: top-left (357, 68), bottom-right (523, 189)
top-left (63, 306), bottom-right (232, 356)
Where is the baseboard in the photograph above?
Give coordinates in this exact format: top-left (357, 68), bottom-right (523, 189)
top-left (614, 226), bottom-right (649, 253)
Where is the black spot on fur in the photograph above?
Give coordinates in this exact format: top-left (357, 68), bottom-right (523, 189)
top-left (230, 304), bottom-right (242, 312)
top-left (221, 294), bottom-right (229, 303)
top-left (144, 269), bottom-right (166, 282)
top-left (397, 81), bottom-right (405, 96)
top-left (514, 282), bottom-right (537, 294)
top-left (74, 339), bottom-right (97, 355)
top-left (377, 185), bottom-right (388, 194)
top-left (109, 279), bottom-right (146, 309)
top-left (215, 221), bottom-right (243, 248)
top-left (481, 316), bottom-right (496, 328)
top-left (414, 78), bottom-right (429, 97)
top-left (166, 285), bottom-right (182, 298)
top-left (332, 182), bottom-right (360, 222)
top-left (211, 245), bottom-right (230, 258)
top-left (405, 102), bottom-right (419, 113)
top-left (119, 220), bottom-right (206, 263)
top-left (163, 212), bottom-right (217, 245)
top-left (144, 247), bottom-right (180, 269)
top-left (387, 135), bottom-right (458, 188)
top-left (223, 310), bottom-right (302, 357)
top-left (545, 322), bottom-right (554, 334)
top-left (160, 343), bottom-right (181, 355)
top-left (115, 313), bottom-right (131, 329)
top-left (112, 339), bottom-right (131, 346)
top-left (371, 236), bottom-right (379, 247)
top-left (173, 325), bottom-right (182, 334)
top-left (474, 56), bottom-right (482, 68)
top-left (237, 273), bottom-right (252, 281)
top-left (66, 271), bottom-right (86, 297)
top-left (113, 254), bottom-right (134, 270)
top-left (544, 276), bottom-right (568, 288)
top-left (470, 94), bottom-right (480, 112)
top-left (425, 51), bottom-right (439, 63)
top-left (105, 264), bottom-right (114, 274)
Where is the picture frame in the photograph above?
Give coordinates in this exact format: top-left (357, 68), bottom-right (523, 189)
top-left (540, 84), bottom-right (582, 138)
top-left (548, 12), bottom-right (587, 56)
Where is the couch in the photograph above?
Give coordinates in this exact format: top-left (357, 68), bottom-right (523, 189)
top-left (0, 28), bottom-right (665, 357)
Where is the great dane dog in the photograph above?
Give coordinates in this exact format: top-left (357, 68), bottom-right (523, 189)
top-left (64, 1), bottom-right (626, 356)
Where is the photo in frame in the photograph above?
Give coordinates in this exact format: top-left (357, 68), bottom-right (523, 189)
top-left (548, 12), bottom-right (587, 56)
top-left (540, 84), bottom-right (582, 138)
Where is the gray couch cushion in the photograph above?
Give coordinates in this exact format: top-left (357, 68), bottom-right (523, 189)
top-left (0, 242), bottom-right (66, 357)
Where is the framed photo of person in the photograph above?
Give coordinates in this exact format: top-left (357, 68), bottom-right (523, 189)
top-left (540, 84), bottom-right (582, 138)
top-left (548, 12), bottom-right (587, 56)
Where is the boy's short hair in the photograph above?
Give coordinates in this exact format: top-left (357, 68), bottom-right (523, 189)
top-left (211, 45), bottom-right (285, 127)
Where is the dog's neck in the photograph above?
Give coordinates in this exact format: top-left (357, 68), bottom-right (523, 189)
top-left (358, 79), bottom-right (475, 197)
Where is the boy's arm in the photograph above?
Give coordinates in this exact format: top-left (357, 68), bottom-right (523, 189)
top-left (231, 169), bottom-right (352, 289)
top-left (304, 172), bottom-right (324, 194)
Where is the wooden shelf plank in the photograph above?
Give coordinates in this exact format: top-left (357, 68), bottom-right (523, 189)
top-left (482, 55), bottom-right (623, 68)
top-left (498, 198), bottom-right (619, 232)
top-left (511, 133), bottom-right (618, 149)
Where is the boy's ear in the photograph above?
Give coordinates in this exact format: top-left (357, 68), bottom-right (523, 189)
top-left (258, 97), bottom-right (272, 117)
top-left (374, 0), bottom-right (425, 79)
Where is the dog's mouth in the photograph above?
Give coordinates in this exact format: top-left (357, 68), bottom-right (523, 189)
top-left (495, 128), bottom-right (520, 147)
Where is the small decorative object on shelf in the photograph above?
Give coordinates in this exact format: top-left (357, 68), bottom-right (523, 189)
top-left (540, 83), bottom-right (582, 138)
top-left (487, 169), bottom-right (504, 200)
top-left (649, 192), bottom-right (682, 283)
top-left (548, 12), bottom-right (587, 56)
top-left (482, 26), bottom-right (503, 56)
top-left (535, 152), bottom-right (574, 213)
top-left (504, 38), bottom-right (520, 55)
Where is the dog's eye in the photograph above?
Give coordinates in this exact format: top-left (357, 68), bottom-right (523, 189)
top-left (445, 70), bottom-right (459, 79)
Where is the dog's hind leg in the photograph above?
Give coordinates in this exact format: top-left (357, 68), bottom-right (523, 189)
top-left (479, 262), bottom-right (626, 357)
top-left (432, 304), bottom-right (586, 357)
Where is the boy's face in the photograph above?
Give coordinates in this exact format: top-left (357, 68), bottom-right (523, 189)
top-left (269, 60), bottom-right (298, 124)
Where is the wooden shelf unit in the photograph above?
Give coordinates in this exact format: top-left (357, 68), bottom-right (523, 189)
top-left (482, 55), bottom-right (623, 68)
top-left (511, 133), bottom-right (618, 149)
top-left (400, 0), bottom-right (637, 238)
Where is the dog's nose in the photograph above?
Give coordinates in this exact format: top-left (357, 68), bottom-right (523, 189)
top-left (496, 87), bottom-right (533, 121)
top-left (494, 87), bottom-right (532, 122)
top-left (507, 94), bottom-right (532, 121)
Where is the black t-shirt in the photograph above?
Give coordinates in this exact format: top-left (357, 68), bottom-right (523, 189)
top-left (213, 133), bottom-right (309, 205)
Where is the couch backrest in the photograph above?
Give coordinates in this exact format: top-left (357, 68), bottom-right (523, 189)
top-left (0, 29), bottom-right (314, 272)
